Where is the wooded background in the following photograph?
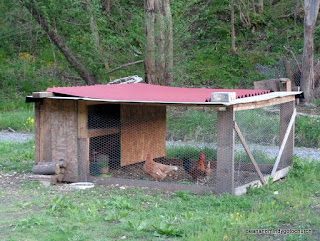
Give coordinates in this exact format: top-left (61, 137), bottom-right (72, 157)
top-left (1, 0), bottom-right (320, 107)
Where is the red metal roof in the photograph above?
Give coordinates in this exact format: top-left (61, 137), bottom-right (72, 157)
top-left (46, 83), bottom-right (270, 103)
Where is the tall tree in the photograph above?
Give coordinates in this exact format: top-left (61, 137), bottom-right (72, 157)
top-left (144, 0), bottom-right (173, 85)
top-left (163, 0), bottom-right (174, 85)
top-left (21, 0), bottom-right (96, 85)
top-left (301, 0), bottom-right (320, 102)
top-left (231, 0), bottom-right (239, 55)
top-left (144, 0), bottom-right (157, 84)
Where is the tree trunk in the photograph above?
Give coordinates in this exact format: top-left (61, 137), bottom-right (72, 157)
top-left (144, 0), bottom-right (157, 84)
top-left (87, 0), bottom-right (110, 72)
top-left (231, 0), bottom-right (239, 55)
top-left (163, 0), bottom-right (174, 85)
top-left (22, 0), bottom-right (96, 85)
top-left (102, 0), bottom-right (111, 13)
top-left (155, 0), bottom-right (166, 85)
top-left (301, 0), bottom-right (320, 102)
top-left (257, 0), bottom-right (264, 14)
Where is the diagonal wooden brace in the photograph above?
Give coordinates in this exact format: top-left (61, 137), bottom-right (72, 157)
top-left (234, 122), bottom-right (266, 185)
top-left (271, 108), bottom-right (297, 177)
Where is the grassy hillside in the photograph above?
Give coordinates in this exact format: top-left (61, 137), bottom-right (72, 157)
top-left (1, 0), bottom-right (315, 110)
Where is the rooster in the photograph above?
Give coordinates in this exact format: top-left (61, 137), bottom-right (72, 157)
top-left (183, 153), bottom-right (211, 181)
top-left (143, 150), bottom-right (178, 181)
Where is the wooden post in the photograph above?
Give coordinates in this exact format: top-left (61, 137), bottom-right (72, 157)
top-left (78, 138), bottom-right (89, 181)
top-left (279, 100), bottom-right (295, 168)
top-left (216, 107), bottom-right (235, 195)
top-left (78, 101), bottom-right (88, 138)
top-left (34, 102), bottom-right (41, 164)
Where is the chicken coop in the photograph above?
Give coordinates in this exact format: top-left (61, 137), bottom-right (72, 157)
top-left (26, 83), bottom-right (301, 195)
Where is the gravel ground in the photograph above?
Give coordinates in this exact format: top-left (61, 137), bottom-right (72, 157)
top-left (0, 132), bottom-right (318, 161)
top-left (0, 132), bottom-right (34, 143)
top-left (167, 141), bottom-right (320, 161)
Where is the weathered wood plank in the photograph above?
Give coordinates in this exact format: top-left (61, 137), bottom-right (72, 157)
top-left (32, 92), bottom-right (54, 98)
top-left (34, 102), bottom-right (41, 164)
top-left (42, 99), bottom-right (53, 162)
top-left (216, 107), bottom-right (235, 195)
top-left (234, 122), bottom-right (266, 185)
top-left (63, 100), bottom-right (78, 182)
top-left (78, 101), bottom-right (88, 138)
top-left (233, 95), bottom-right (295, 111)
top-left (87, 127), bottom-right (119, 138)
top-left (234, 166), bottom-right (290, 196)
top-left (120, 105), bottom-right (166, 166)
top-left (78, 138), bottom-right (89, 181)
top-left (28, 174), bottom-right (57, 185)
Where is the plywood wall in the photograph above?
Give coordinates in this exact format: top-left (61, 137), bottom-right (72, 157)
top-left (120, 104), bottom-right (166, 166)
top-left (35, 99), bottom-right (78, 182)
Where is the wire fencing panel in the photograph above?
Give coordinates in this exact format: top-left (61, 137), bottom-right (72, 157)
top-left (234, 105), bottom-right (281, 187)
top-left (82, 103), bottom-right (290, 193)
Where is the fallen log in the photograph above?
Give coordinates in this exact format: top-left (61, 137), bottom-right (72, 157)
top-left (28, 174), bottom-right (57, 185)
top-left (38, 159), bottom-right (68, 168)
top-left (32, 163), bottom-right (60, 175)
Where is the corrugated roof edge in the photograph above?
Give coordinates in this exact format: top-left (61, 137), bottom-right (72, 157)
top-left (26, 91), bottom-right (303, 106)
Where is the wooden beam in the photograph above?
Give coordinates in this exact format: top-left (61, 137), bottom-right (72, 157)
top-left (78, 101), bottom-right (88, 138)
top-left (271, 108), bottom-right (297, 177)
top-left (87, 127), bottom-right (119, 138)
top-left (32, 92), bottom-right (54, 98)
top-left (34, 102), bottom-right (41, 164)
top-left (234, 122), bottom-right (266, 185)
top-left (234, 166), bottom-right (290, 196)
top-left (233, 95), bottom-right (295, 111)
top-left (216, 107), bottom-right (235, 195)
top-left (78, 138), bottom-right (90, 181)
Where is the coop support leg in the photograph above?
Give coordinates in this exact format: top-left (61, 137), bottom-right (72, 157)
top-left (34, 102), bottom-right (41, 164)
top-left (78, 138), bottom-right (89, 182)
top-left (216, 107), bottom-right (235, 195)
top-left (280, 101), bottom-right (295, 167)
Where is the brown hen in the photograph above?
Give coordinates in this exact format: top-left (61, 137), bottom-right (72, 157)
top-left (143, 150), bottom-right (178, 181)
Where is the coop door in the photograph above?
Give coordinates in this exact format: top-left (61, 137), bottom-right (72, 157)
top-left (120, 105), bottom-right (166, 166)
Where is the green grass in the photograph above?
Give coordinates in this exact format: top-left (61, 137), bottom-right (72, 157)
top-left (0, 140), bottom-right (34, 172)
top-left (167, 145), bottom-right (275, 164)
top-left (0, 156), bottom-right (319, 240)
top-left (295, 116), bottom-right (320, 148)
top-left (0, 109), bottom-right (34, 132)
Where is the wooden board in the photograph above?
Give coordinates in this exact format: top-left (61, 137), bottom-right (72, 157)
top-left (37, 99), bottom-right (78, 182)
top-left (234, 166), bottom-right (290, 196)
top-left (78, 101), bottom-right (88, 138)
top-left (32, 92), bottom-right (54, 98)
top-left (233, 95), bottom-right (296, 111)
top-left (87, 127), bottom-right (119, 138)
top-left (120, 104), bottom-right (166, 166)
top-left (34, 102), bottom-right (41, 164)
top-left (78, 138), bottom-right (89, 182)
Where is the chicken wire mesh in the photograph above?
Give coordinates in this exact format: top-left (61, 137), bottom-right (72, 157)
top-left (234, 105), bottom-right (280, 188)
top-left (79, 103), bottom-right (293, 193)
